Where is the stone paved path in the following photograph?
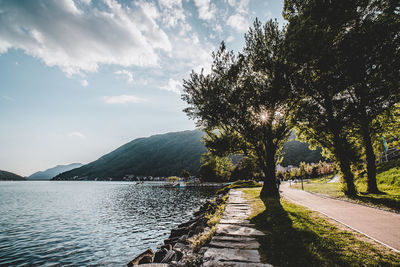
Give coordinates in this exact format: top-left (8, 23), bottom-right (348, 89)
top-left (202, 189), bottom-right (272, 267)
top-left (281, 183), bottom-right (400, 253)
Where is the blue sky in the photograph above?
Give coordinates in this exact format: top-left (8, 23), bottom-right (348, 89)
top-left (0, 0), bottom-right (284, 176)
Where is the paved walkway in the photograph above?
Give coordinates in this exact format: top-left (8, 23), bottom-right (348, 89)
top-left (202, 189), bottom-right (272, 266)
top-left (281, 183), bottom-right (400, 253)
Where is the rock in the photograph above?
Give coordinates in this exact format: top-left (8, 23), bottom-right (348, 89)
top-left (174, 249), bottom-right (184, 262)
top-left (193, 225), bottom-right (205, 235)
top-left (164, 236), bottom-right (179, 245)
top-left (160, 250), bottom-right (176, 263)
top-left (173, 242), bottom-right (190, 251)
top-left (177, 234), bottom-right (188, 244)
top-left (202, 248), bottom-right (261, 263)
top-left (153, 248), bottom-right (168, 263)
top-left (138, 255), bottom-right (153, 264)
top-left (169, 227), bottom-right (189, 238)
top-left (161, 244), bottom-right (172, 251)
top-left (127, 249), bottom-right (154, 267)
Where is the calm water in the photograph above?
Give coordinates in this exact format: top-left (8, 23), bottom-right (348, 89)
top-left (0, 181), bottom-right (216, 266)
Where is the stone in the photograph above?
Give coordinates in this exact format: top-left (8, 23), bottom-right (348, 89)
top-left (202, 260), bottom-right (272, 267)
top-left (127, 249), bottom-right (154, 267)
top-left (160, 250), bottom-right (176, 263)
top-left (203, 248), bottom-right (261, 263)
top-left (218, 218), bottom-right (252, 225)
top-left (160, 244), bottom-right (172, 251)
top-left (209, 239), bottom-right (259, 249)
top-left (169, 227), bottom-right (189, 238)
top-left (138, 255), bottom-right (153, 264)
top-left (216, 224), bottom-right (265, 237)
top-left (177, 234), bottom-right (188, 244)
top-left (153, 248), bottom-right (168, 263)
top-left (173, 242), bottom-right (190, 251)
top-left (164, 236), bottom-right (179, 245)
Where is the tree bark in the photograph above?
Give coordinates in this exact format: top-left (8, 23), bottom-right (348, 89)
top-left (260, 139), bottom-right (279, 198)
top-left (361, 124), bottom-right (380, 193)
top-left (333, 134), bottom-right (357, 196)
top-left (337, 157), bottom-right (357, 196)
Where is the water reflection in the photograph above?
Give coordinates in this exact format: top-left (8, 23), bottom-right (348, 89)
top-left (0, 181), bottom-right (215, 266)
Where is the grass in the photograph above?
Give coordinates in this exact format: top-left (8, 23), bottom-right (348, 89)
top-left (241, 187), bottom-right (400, 266)
top-left (216, 180), bottom-right (262, 195)
top-left (291, 159), bottom-right (400, 212)
top-left (188, 194), bottom-right (228, 252)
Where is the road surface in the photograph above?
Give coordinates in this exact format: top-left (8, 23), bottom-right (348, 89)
top-left (280, 183), bottom-right (400, 253)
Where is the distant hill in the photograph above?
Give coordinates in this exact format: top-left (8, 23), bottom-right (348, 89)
top-left (0, 170), bottom-right (25, 181)
top-left (29, 163), bottom-right (83, 180)
top-left (281, 132), bottom-right (325, 167)
top-left (52, 129), bottom-right (325, 181)
top-left (53, 130), bottom-right (207, 180)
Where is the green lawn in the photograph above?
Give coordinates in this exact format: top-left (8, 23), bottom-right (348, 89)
top-left (241, 187), bottom-right (400, 266)
top-left (291, 159), bottom-right (400, 212)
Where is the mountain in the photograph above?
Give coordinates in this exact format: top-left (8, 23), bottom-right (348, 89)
top-left (52, 129), bottom-right (325, 181)
top-left (0, 170), bottom-right (25, 180)
top-left (28, 163), bottom-right (83, 180)
top-left (53, 130), bottom-right (207, 180)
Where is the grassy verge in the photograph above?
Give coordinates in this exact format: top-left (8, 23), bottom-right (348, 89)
top-left (241, 187), bottom-right (400, 266)
top-left (291, 159), bottom-right (400, 212)
top-left (188, 194), bottom-right (228, 252)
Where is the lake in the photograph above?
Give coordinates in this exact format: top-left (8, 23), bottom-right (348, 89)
top-left (0, 181), bottom-right (216, 266)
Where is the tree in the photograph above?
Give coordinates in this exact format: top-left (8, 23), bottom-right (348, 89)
top-left (231, 156), bottom-right (262, 181)
top-left (182, 20), bottom-right (292, 197)
top-left (284, 0), bottom-right (399, 194)
top-left (338, 0), bottom-right (400, 193)
top-left (284, 0), bottom-right (363, 196)
top-left (181, 169), bottom-right (190, 181)
top-left (198, 152), bottom-right (233, 182)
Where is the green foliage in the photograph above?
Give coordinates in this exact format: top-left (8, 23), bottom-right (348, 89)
top-left (216, 180), bottom-right (262, 195)
top-left (292, 159), bottom-right (400, 211)
top-left (230, 156), bottom-right (262, 181)
top-left (280, 131), bottom-right (325, 166)
top-left (198, 152), bottom-right (233, 182)
top-left (181, 169), bottom-right (190, 179)
top-left (53, 130), bottom-right (207, 180)
top-left (0, 170), bottom-right (25, 181)
top-left (183, 20), bottom-right (292, 197)
top-left (167, 176), bottom-right (179, 182)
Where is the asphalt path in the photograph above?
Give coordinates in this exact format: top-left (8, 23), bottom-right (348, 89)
top-left (280, 183), bottom-right (400, 253)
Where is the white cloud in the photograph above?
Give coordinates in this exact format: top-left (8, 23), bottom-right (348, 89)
top-left (68, 131), bottom-right (85, 138)
top-left (160, 78), bottom-right (182, 95)
top-left (226, 35), bottom-right (235, 43)
top-left (227, 0), bottom-right (249, 14)
top-left (81, 79), bottom-right (88, 87)
top-left (194, 0), bottom-right (216, 21)
top-left (114, 69), bottom-right (134, 83)
top-left (0, 0), bottom-right (171, 76)
top-left (102, 95), bottom-right (146, 104)
top-left (227, 14), bottom-right (249, 32)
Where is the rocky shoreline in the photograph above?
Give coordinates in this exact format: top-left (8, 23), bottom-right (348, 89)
top-left (127, 193), bottom-right (228, 266)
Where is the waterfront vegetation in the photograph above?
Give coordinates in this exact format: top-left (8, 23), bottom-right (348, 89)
top-left (182, 0), bottom-right (399, 197)
top-left (291, 159), bottom-right (400, 212)
top-left (242, 187), bottom-right (400, 266)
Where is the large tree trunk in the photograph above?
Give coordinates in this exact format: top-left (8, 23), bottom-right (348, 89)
top-left (337, 157), bottom-right (357, 196)
top-left (361, 124), bottom-right (380, 194)
top-left (260, 141), bottom-right (279, 198)
top-left (333, 134), bottom-right (357, 196)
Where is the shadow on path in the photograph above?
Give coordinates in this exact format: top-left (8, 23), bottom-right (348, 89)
top-left (250, 196), bottom-right (396, 267)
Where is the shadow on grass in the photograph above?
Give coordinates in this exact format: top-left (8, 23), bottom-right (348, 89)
top-left (350, 194), bottom-right (400, 212)
top-left (250, 196), bottom-right (397, 267)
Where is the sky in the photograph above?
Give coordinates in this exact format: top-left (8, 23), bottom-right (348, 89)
top-left (0, 0), bottom-right (285, 176)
